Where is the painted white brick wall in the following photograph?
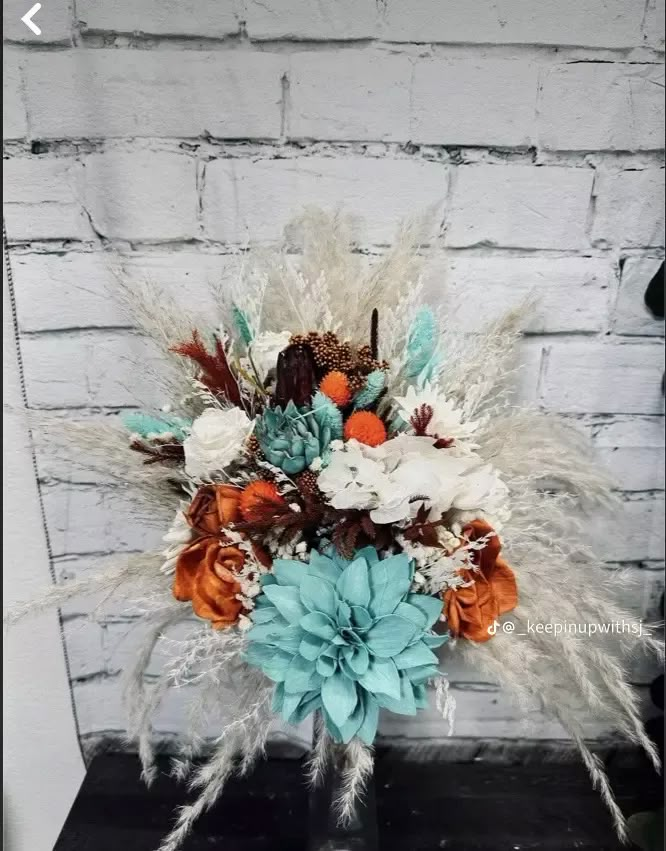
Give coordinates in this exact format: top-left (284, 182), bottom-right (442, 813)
top-left (3, 0), bottom-right (664, 751)
top-left (23, 50), bottom-right (287, 139)
top-left (539, 63), bottom-right (665, 151)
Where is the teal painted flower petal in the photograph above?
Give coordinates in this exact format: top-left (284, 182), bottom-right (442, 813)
top-left (273, 559), bottom-right (305, 587)
top-left (316, 654), bottom-right (337, 677)
top-left (248, 607), bottom-right (279, 625)
top-left (350, 606), bottom-right (373, 631)
top-left (244, 643), bottom-right (276, 668)
top-left (283, 456), bottom-right (307, 475)
top-left (405, 593), bottom-right (443, 629)
top-left (300, 611), bottom-right (337, 640)
top-left (414, 684), bottom-right (429, 710)
top-left (423, 632), bottom-right (448, 648)
top-left (247, 543), bottom-right (445, 745)
top-left (263, 585), bottom-right (307, 623)
top-left (393, 601), bottom-right (427, 628)
top-left (289, 691), bottom-right (322, 724)
top-left (282, 688), bottom-right (306, 723)
top-left (404, 664), bottom-right (437, 685)
top-left (343, 644), bottom-right (370, 676)
top-left (321, 670), bottom-right (358, 728)
top-left (321, 709), bottom-right (344, 744)
top-left (300, 574), bottom-right (338, 615)
top-left (366, 615), bottom-right (418, 657)
top-left (245, 619), bottom-right (287, 643)
top-left (272, 682), bottom-right (285, 714)
top-left (336, 600), bottom-right (352, 627)
top-left (336, 557), bottom-right (371, 608)
top-left (284, 656), bottom-right (322, 694)
top-left (358, 656), bottom-right (401, 700)
top-left (376, 674), bottom-right (417, 716)
top-left (272, 624), bottom-right (305, 654)
top-left (262, 650), bottom-right (294, 683)
top-left (357, 694), bottom-right (379, 745)
top-left (352, 545), bottom-right (381, 566)
top-left (368, 554), bottom-right (413, 617)
top-left (393, 640), bottom-right (439, 671)
top-left (308, 551), bottom-right (343, 584)
top-left (299, 633), bottom-right (326, 661)
top-left (336, 697), bottom-right (366, 744)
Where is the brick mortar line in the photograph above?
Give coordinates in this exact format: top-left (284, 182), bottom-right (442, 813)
top-left (3, 35), bottom-right (664, 63)
top-left (4, 138), bottom-right (665, 166)
top-left (6, 240), bottom-right (664, 259)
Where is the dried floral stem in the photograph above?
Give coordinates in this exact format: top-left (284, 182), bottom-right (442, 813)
top-left (334, 738), bottom-right (375, 827)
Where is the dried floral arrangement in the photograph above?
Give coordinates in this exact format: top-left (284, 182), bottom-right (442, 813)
top-left (7, 210), bottom-right (661, 849)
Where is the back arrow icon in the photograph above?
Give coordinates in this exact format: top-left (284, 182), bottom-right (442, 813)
top-left (21, 2), bottom-right (42, 35)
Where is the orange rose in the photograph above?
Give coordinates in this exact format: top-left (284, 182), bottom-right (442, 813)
top-left (174, 537), bottom-right (244, 629)
top-left (443, 519), bottom-right (518, 643)
top-left (173, 483), bottom-right (271, 628)
top-left (174, 484), bottom-right (244, 629)
top-left (186, 484), bottom-right (242, 535)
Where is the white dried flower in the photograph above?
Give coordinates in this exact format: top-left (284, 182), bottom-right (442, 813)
top-left (319, 436), bottom-right (509, 526)
top-left (160, 503), bottom-right (193, 574)
top-left (249, 331), bottom-right (291, 377)
top-left (394, 382), bottom-right (482, 444)
top-left (237, 614), bottom-right (253, 632)
top-left (240, 579), bottom-right (262, 599)
top-left (183, 407), bottom-right (254, 479)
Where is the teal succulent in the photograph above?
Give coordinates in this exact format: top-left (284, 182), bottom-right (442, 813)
top-left (245, 546), bottom-right (447, 745)
top-left (255, 400), bottom-right (333, 476)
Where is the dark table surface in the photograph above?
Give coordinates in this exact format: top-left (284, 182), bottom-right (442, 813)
top-left (53, 749), bottom-right (663, 851)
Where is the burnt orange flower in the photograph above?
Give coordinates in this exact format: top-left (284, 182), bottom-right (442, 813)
top-left (173, 483), bottom-right (269, 629)
top-left (443, 519), bottom-right (518, 643)
top-left (239, 480), bottom-right (286, 522)
top-left (173, 537), bottom-right (244, 629)
top-left (320, 371), bottom-right (352, 407)
top-left (186, 483), bottom-right (242, 535)
top-left (344, 411), bottom-right (387, 447)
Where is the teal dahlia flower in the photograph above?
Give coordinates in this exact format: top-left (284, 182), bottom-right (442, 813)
top-left (245, 546), bottom-right (447, 745)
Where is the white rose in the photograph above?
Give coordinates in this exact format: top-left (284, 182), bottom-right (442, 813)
top-left (249, 331), bottom-right (291, 378)
top-left (183, 407), bottom-right (253, 479)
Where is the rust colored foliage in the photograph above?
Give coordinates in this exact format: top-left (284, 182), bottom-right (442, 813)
top-left (403, 504), bottom-right (448, 548)
top-left (239, 481), bottom-right (286, 522)
top-left (410, 404), bottom-right (434, 437)
top-left (330, 510), bottom-right (392, 560)
top-left (171, 330), bottom-right (242, 406)
top-left (233, 490), bottom-right (325, 544)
